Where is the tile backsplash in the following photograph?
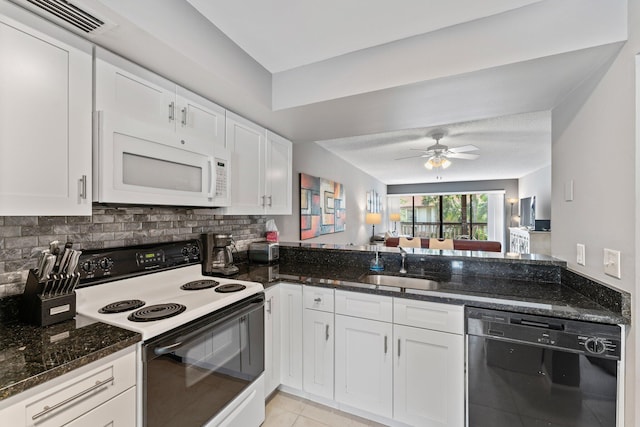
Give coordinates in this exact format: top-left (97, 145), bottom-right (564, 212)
top-left (0, 206), bottom-right (267, 297)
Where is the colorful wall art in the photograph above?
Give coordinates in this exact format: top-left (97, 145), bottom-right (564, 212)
top-left (300, 173), bottom-right (346, 240)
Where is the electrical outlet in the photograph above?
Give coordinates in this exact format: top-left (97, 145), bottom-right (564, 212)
top-left (576, 244), bottom-right (585, 266)
top-left (603, 248), bottom-right (621, 278)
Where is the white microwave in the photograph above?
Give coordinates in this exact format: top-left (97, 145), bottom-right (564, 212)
top-left (93, 111), bottom-right (231, 207)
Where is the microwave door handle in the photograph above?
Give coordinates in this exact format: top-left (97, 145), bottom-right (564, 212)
top-left (207, 157), bottom-right (214, 199)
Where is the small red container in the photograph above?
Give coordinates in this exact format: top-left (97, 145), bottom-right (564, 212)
top-left (266, 231), bottom-right (279, 242)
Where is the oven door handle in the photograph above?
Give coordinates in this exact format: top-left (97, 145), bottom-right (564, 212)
top-left (152, 298), bottom-right (263, 357)
top-left (153, 341), bottom-right (184, 356)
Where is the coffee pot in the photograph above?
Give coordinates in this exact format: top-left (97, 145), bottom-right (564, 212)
top-left (202, 233), bottom-right (239, 275)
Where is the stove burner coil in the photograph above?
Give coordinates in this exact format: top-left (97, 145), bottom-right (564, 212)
top-left (127, 303), bottom-right (186, 322)
top-left (215, 283), bottom-right (247, 293)
top-left (99, 299), bottom-right (146, 313)
top-left (180, 279), bottom-right (219, 290)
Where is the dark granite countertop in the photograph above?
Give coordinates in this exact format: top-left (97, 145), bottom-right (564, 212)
top-left (0, 297), bottom-right (141, 402)
top-left (233, 261), bottom-right (629, 325)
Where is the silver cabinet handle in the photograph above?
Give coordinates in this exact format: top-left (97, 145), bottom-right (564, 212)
top-left (325, 324), bottom-right (329, 341)
top-left (266, 297), bottom-right (272, 314)
top-left (398, 339), bottom-right (401, 358)
top-left (261, 195), bottom-right (266, 207)
top-left (314, 297), bottom-right (322, 303)
top-left (79, 175), bottom-right (87, 200)
top-left (32, 376), bottom-right (114, 420)
top-left (169, 102), bottom-right (175, 121)
top-left (181, 107), bottom-right (187, 126)
top-left (384, 335), bottom-right (388, 354)
top-left (267, 195), bottom-right (273, 207)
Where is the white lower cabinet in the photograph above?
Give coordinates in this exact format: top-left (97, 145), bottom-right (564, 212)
top-left (334, 314), bottom-right (393, 418)
top-left (303, 286), bottom-right (334, 400)
top-left (280, 283), bottom-right (303, 390)
top-left (65, 386), bottom-right (136, 427)
top-left (274, 286), bottom-right (465, 427)
top-left (264, 285), bottom-right (281, 398)
top-left (0, 347), bottom-right (137, 427)
top-left (393, 324), bottom-right (464, 427)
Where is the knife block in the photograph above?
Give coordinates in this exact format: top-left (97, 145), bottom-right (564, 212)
top-left (20, 269), bottom-right (77, 327)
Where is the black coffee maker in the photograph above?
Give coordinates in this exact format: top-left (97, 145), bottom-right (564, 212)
top-left (202, 233), bottom-right (239, 275)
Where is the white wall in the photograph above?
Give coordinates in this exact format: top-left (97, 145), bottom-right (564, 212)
top-left (519, 165), bottom-right (551, 220)
top-left (550, 1), bottom-right (637, 424)
top-left (274, 142), bottom-right (387, 245)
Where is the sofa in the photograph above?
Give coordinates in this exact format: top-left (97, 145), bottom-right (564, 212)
top-left (384, 237), bottom-right (502, 252)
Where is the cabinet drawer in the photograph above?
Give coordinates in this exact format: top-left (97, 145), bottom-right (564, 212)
top-left (335, 290), bottom-right (392, 322)
top-left (303, 286), bottom-right (334, 312)
top-left (394, 298), bottom-right (463, 335)
top-left (64, 387), bottom-right (136, 427)
top-left (24, 349), bottom-right (136, 427)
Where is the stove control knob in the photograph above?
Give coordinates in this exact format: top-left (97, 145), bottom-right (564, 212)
top-left (190, 246), bottom-right (200, 257)
top-left (181, 247), bottom-right (189, 256)
top-left (81, 260), bottom-right (96, 273)
top-left (99, 257), bottom-right (114, 270)
top-left (584, 337), bottom-right (607, 354)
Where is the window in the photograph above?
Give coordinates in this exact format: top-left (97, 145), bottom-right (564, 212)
top-left (394, 194), bottom-right (490, 240)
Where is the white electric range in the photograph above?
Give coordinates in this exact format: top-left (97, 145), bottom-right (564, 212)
top-left (75, 239), bottom-right (265, 427)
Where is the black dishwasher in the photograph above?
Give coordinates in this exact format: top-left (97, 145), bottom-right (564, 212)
top-left (466, 307), bottom-right (621, 427)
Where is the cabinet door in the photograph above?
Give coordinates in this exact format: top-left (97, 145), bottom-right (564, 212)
top-left (264, 286), bottom-right (281, 398)
top-left (0, 12), bottom-right (91, 215)
top-left (394, 325), bottom-right (464, 427)
top-left (280, 284), bottom-right (303, 390)
top-left (95, 49), bottom-right (176, 133)
top-left (225, 111), bottom-right (265, 214)
top-left (265, 131), bottom-right (292, 215)
top-left (176, 86), bottom-right (226, 153)
top-left (335, 315), bottom-right (392, 418)
top-left (65, 387), bottom-right (136, 427)
top-left (303, 309), bottom-right (334, 399)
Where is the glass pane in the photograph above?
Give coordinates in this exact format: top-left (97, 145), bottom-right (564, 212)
top-left (415, 195), bottom-right (439, 238)
top-left (442, 195), bottom-right (463, 238)
top-left (471, 194), bottom-right (489, 240)
top-left (123, 152), bottom-right (203, 192)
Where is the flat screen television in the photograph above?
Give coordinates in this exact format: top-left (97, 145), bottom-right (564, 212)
top-left (520, 196), bottom-right (535, 228)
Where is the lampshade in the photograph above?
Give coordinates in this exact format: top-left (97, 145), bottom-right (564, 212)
top-left (365, 212), bottom-right (382, 225)
top-left (424, 156), bottom-right (451, 170)
top-left (389, 213), bottom-right (401, 222)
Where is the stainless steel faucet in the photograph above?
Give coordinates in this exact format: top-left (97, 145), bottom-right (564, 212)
top-left (399, 246), bottom-right (407, 274)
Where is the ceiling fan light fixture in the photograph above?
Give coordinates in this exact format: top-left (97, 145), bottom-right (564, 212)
top-left (425, 156), bottom-right (451, 170)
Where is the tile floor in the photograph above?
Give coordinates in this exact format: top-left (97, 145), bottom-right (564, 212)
top-left (263, 391), bottom-right (389, 427)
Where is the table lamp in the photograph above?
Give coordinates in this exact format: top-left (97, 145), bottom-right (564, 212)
top-left (365, 212), bottom-right (382, 243)
top-left (389, 213), bottom-right (401, 232)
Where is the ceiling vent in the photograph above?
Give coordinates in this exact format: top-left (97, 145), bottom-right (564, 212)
top-left (12, 0), bottom-right (116, 36)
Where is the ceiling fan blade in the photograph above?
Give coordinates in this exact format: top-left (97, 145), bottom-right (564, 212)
top-left (447, 144), bottom-right (479, 153)
top-left (447, 152), bottom-right (479, 160)
top-left (394, 153), bottom-right (428, 160)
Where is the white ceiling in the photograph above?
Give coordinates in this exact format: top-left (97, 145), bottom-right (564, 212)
top-left (317, 111), bottom-right (551, 185)
top-left (39, 0), bottom-right (625, 186)
top-left (185, 0), bottom-right (543, 73)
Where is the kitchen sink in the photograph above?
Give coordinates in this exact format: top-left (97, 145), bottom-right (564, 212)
top-left (360, 274), bottom-right (440, 291)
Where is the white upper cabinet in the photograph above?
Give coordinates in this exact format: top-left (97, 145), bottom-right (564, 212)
top-left (225, 111), bottom-right (292, 215)
top-left (265, 130), bottom-right (293, 215)
top-left (95, 48), bottom-right (226, 154)
top-left (0, 3), bottom-right (92, 216)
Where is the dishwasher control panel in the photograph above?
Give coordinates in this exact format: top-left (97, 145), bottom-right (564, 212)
top-left (466, 307), bottom-right (621, 360)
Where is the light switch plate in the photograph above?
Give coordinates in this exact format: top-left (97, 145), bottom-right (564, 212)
top-left (565, 180), bottom-right (574, 201)
top-left (576, 244), bottom-right (585, 266)
top-left (603, 248), bottom-right (621, 278)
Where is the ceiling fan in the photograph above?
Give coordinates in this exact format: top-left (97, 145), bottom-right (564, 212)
top-left (395, 132), bottom-right (479, 169)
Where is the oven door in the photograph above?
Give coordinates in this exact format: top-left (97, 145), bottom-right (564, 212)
top-left (94, 111), bottom-right (231, 207)
top-left (143, 294), bottom-right (264, 427)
